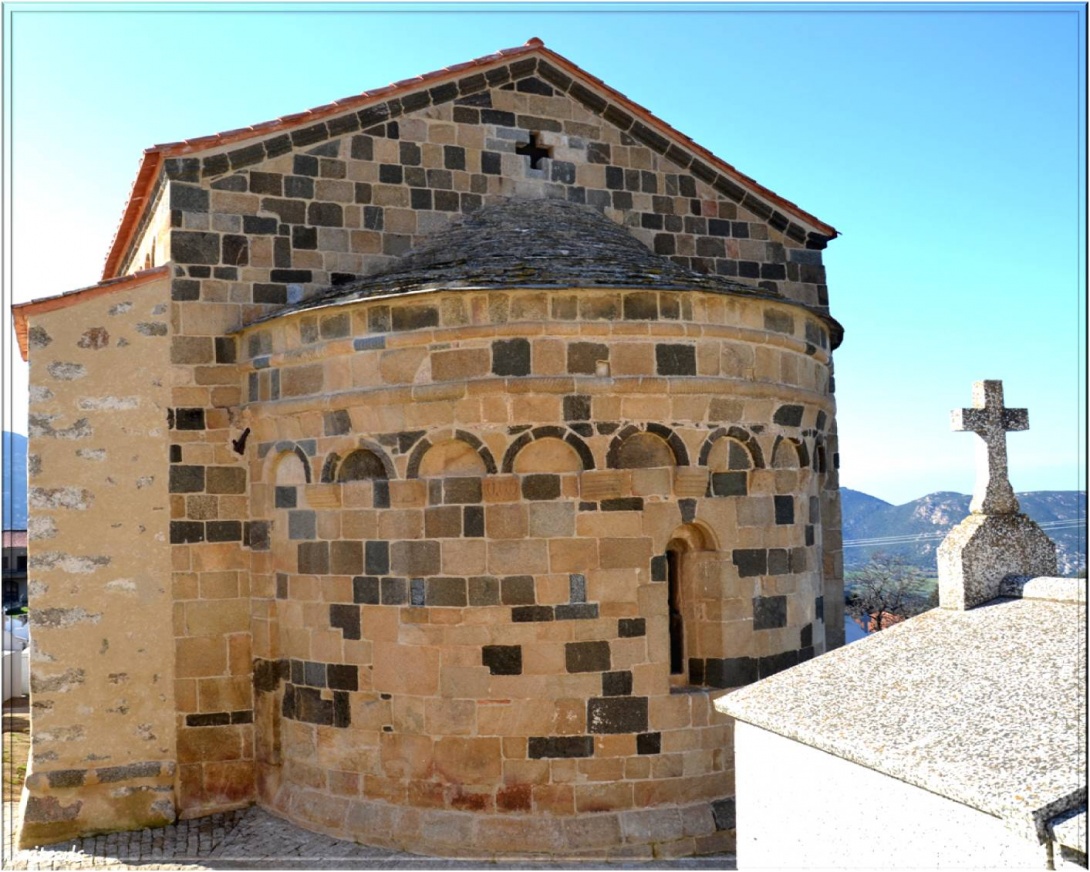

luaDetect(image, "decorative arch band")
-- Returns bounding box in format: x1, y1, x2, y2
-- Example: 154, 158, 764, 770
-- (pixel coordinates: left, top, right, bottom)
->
500, 426, 596, 473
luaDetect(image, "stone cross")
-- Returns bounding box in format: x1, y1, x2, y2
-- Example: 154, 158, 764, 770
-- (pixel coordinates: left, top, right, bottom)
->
516, 132, 552, 169
950, 379, 1027, 515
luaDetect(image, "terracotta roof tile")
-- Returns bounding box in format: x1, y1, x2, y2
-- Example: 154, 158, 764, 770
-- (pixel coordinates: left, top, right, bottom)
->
11, 265, 170, 362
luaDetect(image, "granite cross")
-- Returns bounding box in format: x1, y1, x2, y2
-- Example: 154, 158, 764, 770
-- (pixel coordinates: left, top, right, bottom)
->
950, 380, 1028, 515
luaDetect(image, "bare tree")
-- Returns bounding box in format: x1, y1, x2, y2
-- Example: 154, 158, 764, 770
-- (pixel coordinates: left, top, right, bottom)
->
845, 552, 932, 633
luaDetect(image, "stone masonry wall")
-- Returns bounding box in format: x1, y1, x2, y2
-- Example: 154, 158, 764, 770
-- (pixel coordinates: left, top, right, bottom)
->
231, 286, 835, 857
21, 276, 176, 846
144, 53, 841, 823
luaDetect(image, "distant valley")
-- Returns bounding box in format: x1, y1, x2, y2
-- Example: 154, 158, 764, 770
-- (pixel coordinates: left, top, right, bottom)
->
841, 487, 1087, 576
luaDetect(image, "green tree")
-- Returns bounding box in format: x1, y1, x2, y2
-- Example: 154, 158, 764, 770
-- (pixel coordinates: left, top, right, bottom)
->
845, 552, 932, 633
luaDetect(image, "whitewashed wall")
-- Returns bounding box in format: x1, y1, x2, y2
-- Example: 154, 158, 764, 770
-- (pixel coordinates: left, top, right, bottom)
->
734, 721, 1052, 869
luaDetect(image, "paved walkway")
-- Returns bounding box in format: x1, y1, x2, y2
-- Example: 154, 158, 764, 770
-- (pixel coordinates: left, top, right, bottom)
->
2, 803, 735, 870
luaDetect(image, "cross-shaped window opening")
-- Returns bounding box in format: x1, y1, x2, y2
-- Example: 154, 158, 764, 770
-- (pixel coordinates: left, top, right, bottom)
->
516, 132, 552, 169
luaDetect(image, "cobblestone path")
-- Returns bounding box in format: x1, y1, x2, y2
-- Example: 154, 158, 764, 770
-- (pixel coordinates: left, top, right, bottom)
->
2, 803, 734, 870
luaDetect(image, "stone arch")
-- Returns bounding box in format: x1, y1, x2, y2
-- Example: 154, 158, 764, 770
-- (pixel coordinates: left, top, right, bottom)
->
699, 426, 765, 469
607, 423, 688, 470
501, 426, 595, 474
336, 445, 394, 482
771, 436, 809, 470
270, 445, 311, 485
408, 430, 497, 478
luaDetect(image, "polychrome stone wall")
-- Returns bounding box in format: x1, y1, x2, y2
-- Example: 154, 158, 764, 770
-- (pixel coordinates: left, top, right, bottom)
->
236, 286, 837, 857
21, 275, 175, 846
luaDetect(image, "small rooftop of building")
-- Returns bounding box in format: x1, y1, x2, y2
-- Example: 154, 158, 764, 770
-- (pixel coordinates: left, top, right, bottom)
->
718, 575, 1086, 845
265, 197, 844, 345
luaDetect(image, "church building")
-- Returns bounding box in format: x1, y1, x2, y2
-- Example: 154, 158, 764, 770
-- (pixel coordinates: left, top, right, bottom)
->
13, 39, 844, 857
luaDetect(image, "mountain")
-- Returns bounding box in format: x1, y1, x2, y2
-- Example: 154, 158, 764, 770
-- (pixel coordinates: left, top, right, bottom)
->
3, 431, 28, 531
841, 487, 1086, 577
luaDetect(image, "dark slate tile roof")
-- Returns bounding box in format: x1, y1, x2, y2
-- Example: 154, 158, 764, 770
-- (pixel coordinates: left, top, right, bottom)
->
285, 197, 783, 313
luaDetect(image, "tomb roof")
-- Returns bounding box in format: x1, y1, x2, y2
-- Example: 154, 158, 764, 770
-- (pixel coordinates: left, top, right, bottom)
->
718, 577, 1087, 844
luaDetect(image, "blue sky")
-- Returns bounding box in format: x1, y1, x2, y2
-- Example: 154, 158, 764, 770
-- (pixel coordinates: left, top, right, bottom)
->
2, 2, 1085, 505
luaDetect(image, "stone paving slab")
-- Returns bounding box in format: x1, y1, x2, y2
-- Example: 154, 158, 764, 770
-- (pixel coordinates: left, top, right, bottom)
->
2, 804, 735, 870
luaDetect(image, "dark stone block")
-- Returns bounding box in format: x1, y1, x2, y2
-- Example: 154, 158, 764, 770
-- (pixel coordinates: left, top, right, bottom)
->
637, 732, 662, 755
170, 465, 204, 493
426, 577, 467, 607
170, 445, 183, 463
399, 141, 422, 166
501, 575, 535, 605
587, 697, 648, 734
242, 216, 279, 236
444, 477, 482, 504
297, 542, 329, 575
271, 269, 312, 284
333, 691, 351, 728
443, 145, 466, 170
528, 736, 593, 759
618, 618, 646, 638
550, 160, 576, 184
483, 645, 522, 676
651, 555, 668, 582
774, 495, 795, 525
410, 188, 432, 210
773, 404, 805, 427
739, 261, 760, 279
733, 549, 767, 578
172, 231, 220, 265
308, 202, 343, 227
601, 497, 643, 512
288, 511, 316, 540
303, 660, 326, 687
171, 183, 209, 213
753, 596, 788, 630
391, 540, 440, 576
522, 474, 560, 501
481, 109, 516, 126
330, 603, 361, 640
186, 712, 230, 728
275, 486, 296, 509
567, 341, 609, 374
352, 576, 380, 605
170, 521, 204, 544
292, 226, 318, 250
512, 605, 553, 622
253, 284, 286, 304
703, 656, 757, 688
566, 641, 610, 673
245, 521, 270, 551
712, 798, 736, 831
768, 548, 790, 575
492, 338, 531, 376
381, 576, 408, 605
554, 604, 598, 621
172, 279, 200, 301
327, 663, 359, 691
710, 472, 747, 497
481, 152, 501, 175
464, 505, 485, 538
622, 292, 658, 322
602, 671, 632, 696
759, 649, 799, 678
276, 574, 289, 600
815, 595, 825, 621
373, 480, 390, 508
468, 576, 499, 606
249, 172, 283, 197
253, 658, 284, 694
568, 573, 587, 604
563, 395, 591, 422
656, 344, 696, 376
294, 686, 333, 726
391, 306, 439, 331
206, 521, 242, 542
800, 623, 813, 648
410, 578, 425, 607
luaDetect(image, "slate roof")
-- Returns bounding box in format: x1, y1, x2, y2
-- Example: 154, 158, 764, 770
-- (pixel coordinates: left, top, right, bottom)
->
718, 576, 1087, 846
265, 198, 843, 347
281, 197, 774, 305
102, 38, 837, 280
